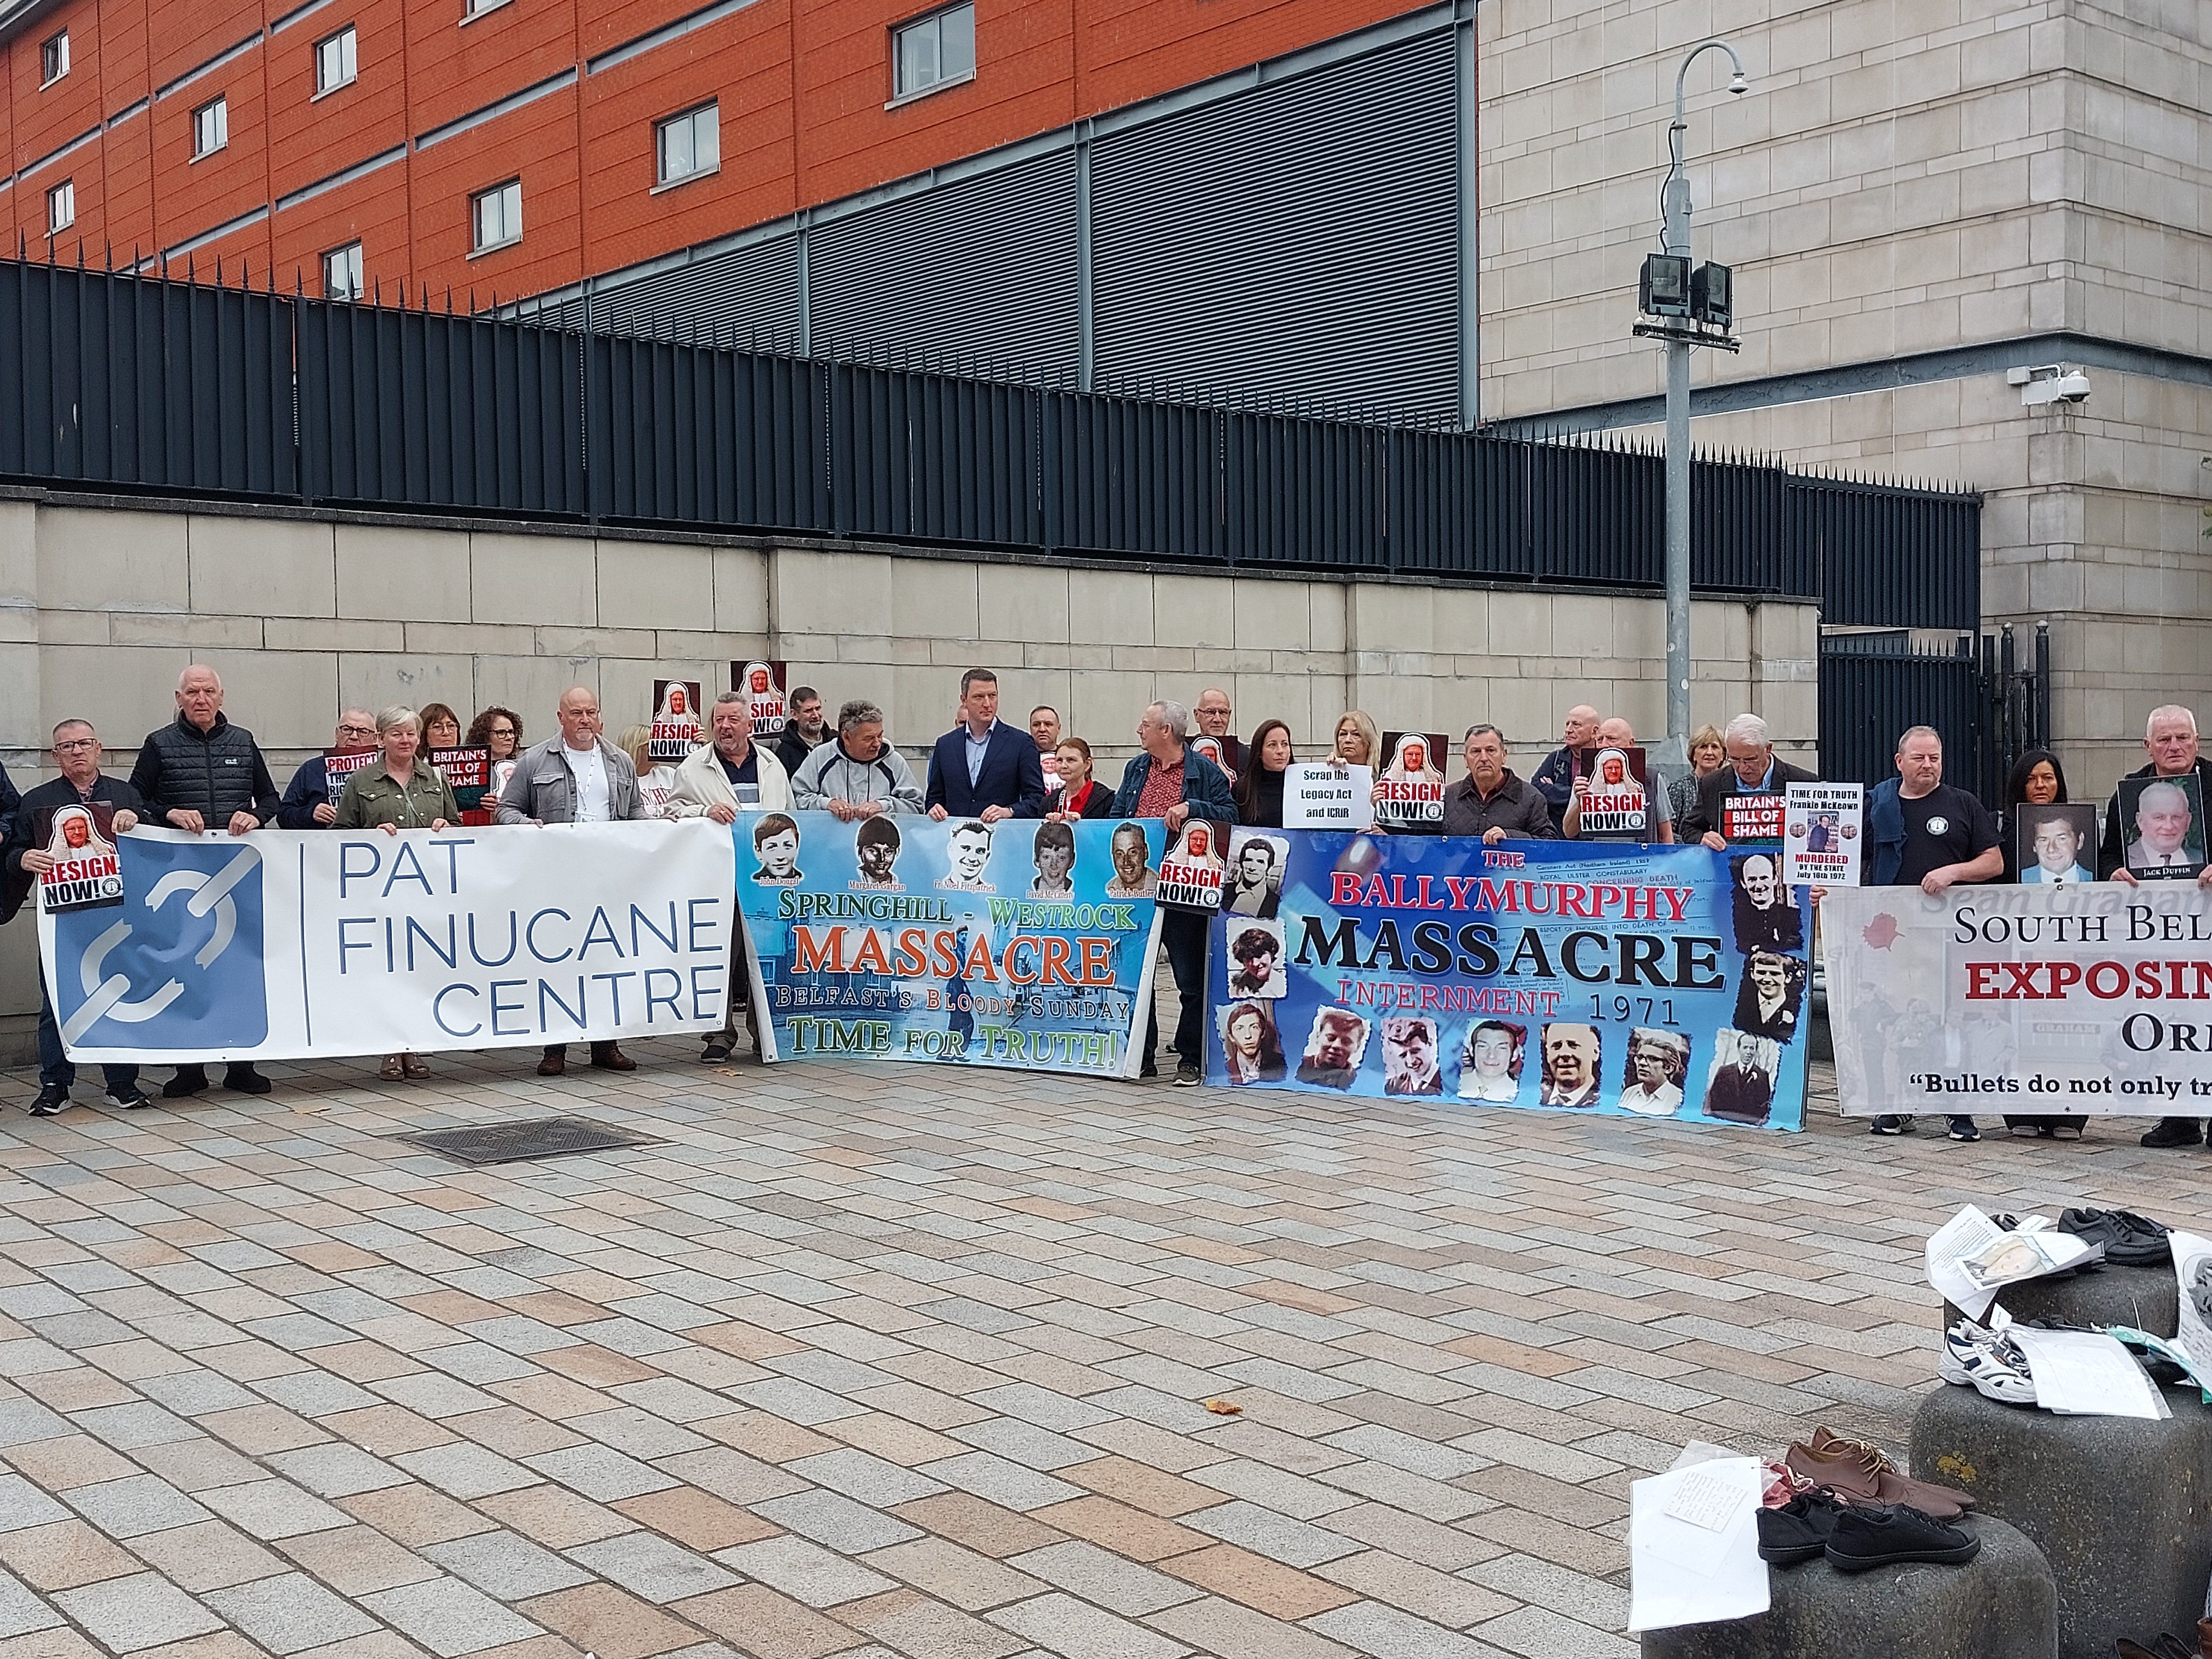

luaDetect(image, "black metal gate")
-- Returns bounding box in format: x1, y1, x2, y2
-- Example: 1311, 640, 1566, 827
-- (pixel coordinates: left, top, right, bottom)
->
1818, 623, 2050, 804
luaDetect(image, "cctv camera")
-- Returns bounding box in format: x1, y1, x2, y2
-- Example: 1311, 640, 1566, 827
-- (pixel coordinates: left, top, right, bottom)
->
2057, 371, 2090, 403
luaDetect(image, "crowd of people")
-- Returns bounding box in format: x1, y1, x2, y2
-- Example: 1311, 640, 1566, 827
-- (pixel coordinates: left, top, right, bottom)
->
2, 664, 2205, 1147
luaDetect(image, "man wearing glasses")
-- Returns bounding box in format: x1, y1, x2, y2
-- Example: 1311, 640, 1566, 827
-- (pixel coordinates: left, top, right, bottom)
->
277, 708, 380, 829
1, 721, 149, 1114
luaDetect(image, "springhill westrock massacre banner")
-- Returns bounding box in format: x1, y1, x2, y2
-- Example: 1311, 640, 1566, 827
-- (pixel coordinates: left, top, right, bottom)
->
1825, 882, 2212, 1115
736, 811, 1164, 1077
1206, 832, 1812, 1130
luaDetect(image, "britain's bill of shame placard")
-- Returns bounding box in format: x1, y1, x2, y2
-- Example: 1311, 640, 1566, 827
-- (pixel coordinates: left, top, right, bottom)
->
1825, 882, 2212, 1114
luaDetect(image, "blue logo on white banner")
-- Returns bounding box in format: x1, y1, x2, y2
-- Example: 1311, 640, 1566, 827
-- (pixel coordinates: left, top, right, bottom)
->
49, 836, 268, 1051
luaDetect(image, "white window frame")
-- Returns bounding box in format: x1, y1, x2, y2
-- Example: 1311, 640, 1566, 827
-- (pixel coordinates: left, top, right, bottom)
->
47, 179, 75, 235
40, 30, 68, 86
653, 102, 720, 189
323, 242, 364, 301
314, 26, 357, 96
889, 1, 974, 104
471, 178, 522, 254
461, 0, 511, 20
192, 95, 229, 160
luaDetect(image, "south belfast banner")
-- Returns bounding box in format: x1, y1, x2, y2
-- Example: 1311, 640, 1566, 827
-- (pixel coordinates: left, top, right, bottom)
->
735, 811, 1163, 1077
1207, 831, 1812, 1130
43, 822, 735, 1063
1825, 883, 2212, 1115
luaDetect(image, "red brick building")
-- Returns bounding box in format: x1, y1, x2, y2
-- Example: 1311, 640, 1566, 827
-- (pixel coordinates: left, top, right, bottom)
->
0, 0, 1431, 304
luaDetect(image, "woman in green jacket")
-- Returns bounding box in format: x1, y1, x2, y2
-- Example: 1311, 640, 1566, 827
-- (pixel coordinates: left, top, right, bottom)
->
335, 705, 460, 1081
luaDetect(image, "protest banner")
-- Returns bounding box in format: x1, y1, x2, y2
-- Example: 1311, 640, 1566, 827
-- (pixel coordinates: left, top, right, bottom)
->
33, 804, 123, 913
1783, 782, 1862, 886
731, 661, 790, 739
42, 821, 735, 1063
1207, 833, 1811, 1128
1825, 882, 2212, 1115
735, 811, 1164, 1077
1571, 744, 1655, 840
322, 747, 377, 788
649, 680, 704, 762
1286, 763, 1374, 831
429, 746, 492, 816
1375, 733, 1447, 830
1157, 819, 1228, 914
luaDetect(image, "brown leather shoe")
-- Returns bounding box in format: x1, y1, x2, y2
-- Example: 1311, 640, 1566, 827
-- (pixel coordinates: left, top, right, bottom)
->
2198, 1615, 2211, 1659
1784, 1427, 1973, 1519
590, 1043, 635, 1073
537, 1050, 566, 1077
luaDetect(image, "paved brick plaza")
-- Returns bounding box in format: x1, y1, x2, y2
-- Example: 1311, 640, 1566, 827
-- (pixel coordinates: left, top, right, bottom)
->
0, 1048, 2197, 1659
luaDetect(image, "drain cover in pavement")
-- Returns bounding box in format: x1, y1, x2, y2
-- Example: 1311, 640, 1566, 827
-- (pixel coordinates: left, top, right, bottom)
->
397, 1117, 661, 1166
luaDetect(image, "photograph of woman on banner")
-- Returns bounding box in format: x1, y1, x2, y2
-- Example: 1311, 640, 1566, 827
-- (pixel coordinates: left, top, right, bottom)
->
1538, 1024, 1603, 1107
1105, 822, 1158, 898
1732, 949, 1807, 1043
1226, 923, 1285, 998
752, 813, 803, 885
1028, 820, 1077, 898
1730, 853, 1802, 954
1457, 1020, 1526, 1103
1220, 1001, 1287, 1085
854, 816, 905, 890
1225, 832, 1286, 918
1618, 1028, 1690, 1117
1296, 1007, 1369, 1088
1381, 1016, 1443, 1095
1704, 1029, 1782, 1126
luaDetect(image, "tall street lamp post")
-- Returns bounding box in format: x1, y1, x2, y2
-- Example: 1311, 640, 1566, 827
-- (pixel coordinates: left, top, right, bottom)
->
1637, 40, 1747, 767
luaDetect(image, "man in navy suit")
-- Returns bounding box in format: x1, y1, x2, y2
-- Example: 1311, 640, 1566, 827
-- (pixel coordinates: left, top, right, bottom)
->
926, 669, 1046, 823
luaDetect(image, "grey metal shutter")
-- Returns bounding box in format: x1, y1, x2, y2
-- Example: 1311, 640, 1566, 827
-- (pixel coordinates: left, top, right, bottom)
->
1090, 31, 1460, 419
547, 231, 805, 348
808, 149, 1079, 377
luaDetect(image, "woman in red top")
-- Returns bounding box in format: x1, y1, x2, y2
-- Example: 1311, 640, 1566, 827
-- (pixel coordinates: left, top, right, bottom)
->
1042, 738, 1115, 819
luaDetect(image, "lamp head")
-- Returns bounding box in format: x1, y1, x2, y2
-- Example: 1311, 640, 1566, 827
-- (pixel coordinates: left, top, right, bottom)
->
1727, 70, 1747, 94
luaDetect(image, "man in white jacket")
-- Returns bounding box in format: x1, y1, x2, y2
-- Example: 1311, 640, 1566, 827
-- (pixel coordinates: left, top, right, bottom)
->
670, 692, 793, 1062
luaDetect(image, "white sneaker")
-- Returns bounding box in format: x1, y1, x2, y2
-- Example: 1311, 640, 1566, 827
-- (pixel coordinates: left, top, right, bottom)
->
1938, 1318, 2037, 1405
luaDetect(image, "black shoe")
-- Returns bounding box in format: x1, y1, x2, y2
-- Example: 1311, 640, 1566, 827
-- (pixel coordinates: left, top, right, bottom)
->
2055, 1206, 2172, 1266
1139, 1060, 1158, 1079
162, 1066, 209, 1099
701, 1039, 734, 1063
223, 1064, 273, 1096
2141, 1117, 2204, 1149
1871, 1114, 1913, 1136
1947, 1117, 1980, 1142
29, 1086, 68, 1117
103, 1084, 150, 1110
1174, 1062, 1200, 1087
1756, 1492, 1842, 1566
1825, 1503, 1980, 1573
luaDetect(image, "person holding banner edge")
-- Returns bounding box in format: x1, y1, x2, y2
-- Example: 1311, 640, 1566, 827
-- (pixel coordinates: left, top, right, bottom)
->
1865, 725, 2003, 1142
1440, 725, 1555, 841
670, 691, 791, 1063
130, 664, 282, 1100
3, 720, 147, 1115
2100, 705, 2212, 1149
495, 686, 649, 1078
791, 701, 924, 818
1113, 699, 1234, 1085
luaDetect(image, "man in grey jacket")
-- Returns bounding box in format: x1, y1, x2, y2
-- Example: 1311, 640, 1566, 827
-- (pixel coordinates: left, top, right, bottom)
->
790, 700, 924, 818
496, 686, 649, 1077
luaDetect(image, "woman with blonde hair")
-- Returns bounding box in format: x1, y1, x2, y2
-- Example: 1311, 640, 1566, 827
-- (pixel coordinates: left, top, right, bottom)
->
1670, 722, 1725, 841
1333, 710, 1380, 768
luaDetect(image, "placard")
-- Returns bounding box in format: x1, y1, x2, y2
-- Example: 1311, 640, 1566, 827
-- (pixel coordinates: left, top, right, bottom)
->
1826, 882, 2212, 1113
1157, 819, 1229, 914
1189, 737, 1236, 789
1573, 744, 1653, 840
1783, 782, 1862, 886
731, 660, 790, 739
429, 746, 492, 816
1375, 732, 1447, 830
33, 803, 123, 913
1719, 792, 1784, 844
322, 748, 377, 786
1285, 763, 1373, 831
2015, 803, 2097, 886
2114, 774, 2207, 880
649, 679, 704, 762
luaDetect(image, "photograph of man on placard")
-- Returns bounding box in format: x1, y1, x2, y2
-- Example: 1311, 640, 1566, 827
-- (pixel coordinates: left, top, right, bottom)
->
1224, 830, 1287, 919
1296, 1008, 1369, 1089
1537, 1023, 1602, 1107
2118, 774, 2208, 879
1457, 1020, 1526, 1103
1381, 1016, 1442, 1095
2016, 803, 2098, 886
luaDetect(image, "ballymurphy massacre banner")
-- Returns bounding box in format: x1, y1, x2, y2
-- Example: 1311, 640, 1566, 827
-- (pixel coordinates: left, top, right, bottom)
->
735, 811, 1164, 1077
43, 822, 736, 1063
1207, 830, 1813, 1129
1825, 883, 2212, 1115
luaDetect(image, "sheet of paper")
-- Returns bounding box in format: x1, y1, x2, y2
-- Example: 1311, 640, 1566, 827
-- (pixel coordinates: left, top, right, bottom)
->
1284, 763, 1374, 831
1958, 1228, 2094, 1293
2006, 1326, 2168, 1418
1927, 1205, 2005, 1319
1663, 1469, 1748, 1532
1628, 1457, 1769, 1632
2170, 1229, 2212, 1380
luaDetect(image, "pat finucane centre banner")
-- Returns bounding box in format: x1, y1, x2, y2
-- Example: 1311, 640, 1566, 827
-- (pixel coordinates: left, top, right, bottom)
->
1825, 883, 2212, 1115
1206, 831, 1814, 1130
735, 811, 1165, 1078
43, 822, 736, 1063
